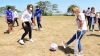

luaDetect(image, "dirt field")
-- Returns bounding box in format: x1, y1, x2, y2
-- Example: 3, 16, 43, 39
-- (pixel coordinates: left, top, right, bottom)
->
0, 16, 100, 56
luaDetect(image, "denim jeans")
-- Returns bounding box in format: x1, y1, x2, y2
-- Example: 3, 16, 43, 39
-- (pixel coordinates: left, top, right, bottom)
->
66, 30, 87, 52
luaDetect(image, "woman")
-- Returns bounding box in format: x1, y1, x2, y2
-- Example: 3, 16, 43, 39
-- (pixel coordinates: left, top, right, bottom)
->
4, 7, 13, 34
62, 7, 87, 55
89, 7, 96, 31
18, 4, 34, 45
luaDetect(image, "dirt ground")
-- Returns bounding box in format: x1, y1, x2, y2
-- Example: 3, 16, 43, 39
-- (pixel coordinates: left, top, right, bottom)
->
0, 16, 100, 56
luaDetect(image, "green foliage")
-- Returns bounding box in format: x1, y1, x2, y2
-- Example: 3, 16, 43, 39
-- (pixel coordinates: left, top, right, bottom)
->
0, 5, 21, 14
67, 5, 79, 16
36, 1, 58, 16
67, 5, 78, 12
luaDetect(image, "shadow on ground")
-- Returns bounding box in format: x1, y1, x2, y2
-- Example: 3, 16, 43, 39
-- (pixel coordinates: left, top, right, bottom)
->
58, 46, 74, 54
87, 34, 100, 37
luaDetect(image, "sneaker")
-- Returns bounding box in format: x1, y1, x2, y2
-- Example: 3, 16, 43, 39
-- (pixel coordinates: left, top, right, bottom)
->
19, 39, 24, 45
62, 41, 67, 49
40, 28, 43, 31
29, 39, 33, 42
9, 32, 12, 34
78, 51, 84, 56
4, 31, 9, 34
74, 53, 79, 56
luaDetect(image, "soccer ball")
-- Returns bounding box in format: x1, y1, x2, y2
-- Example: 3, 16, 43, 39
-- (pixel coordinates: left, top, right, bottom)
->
50, 43, 58, 51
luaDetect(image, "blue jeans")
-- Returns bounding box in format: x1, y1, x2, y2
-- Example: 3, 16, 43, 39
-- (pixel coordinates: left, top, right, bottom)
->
66, 30, 87, 52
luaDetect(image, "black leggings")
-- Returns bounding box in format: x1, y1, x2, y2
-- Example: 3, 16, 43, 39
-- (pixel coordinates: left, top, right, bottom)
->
21, 22, 32, 40
98, 19, 100, 26
13, 18, 19, 26
86, 16, 90, 26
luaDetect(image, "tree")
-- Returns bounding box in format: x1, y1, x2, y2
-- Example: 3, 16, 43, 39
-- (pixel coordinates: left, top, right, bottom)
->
36, 1, 58, 16
0, 5, 21, 14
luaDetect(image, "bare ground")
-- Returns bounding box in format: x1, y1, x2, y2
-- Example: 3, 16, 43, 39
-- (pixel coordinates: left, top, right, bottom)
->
0, 16, 100, 56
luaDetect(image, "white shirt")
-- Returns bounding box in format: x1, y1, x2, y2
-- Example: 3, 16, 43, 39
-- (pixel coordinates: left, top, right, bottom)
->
77, 13, 87, 30
90, 12, 95, 17
21, 10, 32, 22
13, 11, 19, 18
86, 9, 91, 16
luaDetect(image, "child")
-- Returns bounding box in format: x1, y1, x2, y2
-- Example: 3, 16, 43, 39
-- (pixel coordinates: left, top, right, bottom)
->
62, 7, 87, 55
18, 4, 34, 45
4, 7, 14, 34
35, 6, 43, 31
89, 7, 96, 31
13, 7, 19, 27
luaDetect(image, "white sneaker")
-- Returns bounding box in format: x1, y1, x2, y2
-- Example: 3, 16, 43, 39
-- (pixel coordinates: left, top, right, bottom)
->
62, 41, 67, 49
19, 39, 24, 45
40, 28, 43, 31
29, 39, 33, 42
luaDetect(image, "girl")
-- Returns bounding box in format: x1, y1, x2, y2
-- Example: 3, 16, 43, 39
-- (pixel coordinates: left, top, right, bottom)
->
35, 6, 43, 31
4, 7, 13, 34
62, 7, 87, 55
89, 7, 96, 31
18, 4, 34, 45
13, 8, 19, 27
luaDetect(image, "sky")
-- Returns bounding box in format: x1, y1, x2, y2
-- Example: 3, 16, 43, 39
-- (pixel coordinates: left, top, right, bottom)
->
0, 0, 100, 13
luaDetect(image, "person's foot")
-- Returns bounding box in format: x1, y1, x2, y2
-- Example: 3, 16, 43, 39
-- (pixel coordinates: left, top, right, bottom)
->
29, 39, 33, 42
98, 31, 100, 32
74, 53, 79, 56
40, 28, 43, 31
62, 41, 68, 49
19, 39, 24, 45
32, 26, 37, 30
4, 30, 11, 34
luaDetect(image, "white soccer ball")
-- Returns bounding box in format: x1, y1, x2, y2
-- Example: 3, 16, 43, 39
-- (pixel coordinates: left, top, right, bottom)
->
50, 43, 58, 51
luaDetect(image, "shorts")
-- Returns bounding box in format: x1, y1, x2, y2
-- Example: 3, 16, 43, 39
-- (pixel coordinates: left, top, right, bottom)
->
7, 19, 13, 24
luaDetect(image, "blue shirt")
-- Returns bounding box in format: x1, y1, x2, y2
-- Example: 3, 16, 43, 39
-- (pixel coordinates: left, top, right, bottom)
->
35, 9, 42, 17
5, 10, 13, 20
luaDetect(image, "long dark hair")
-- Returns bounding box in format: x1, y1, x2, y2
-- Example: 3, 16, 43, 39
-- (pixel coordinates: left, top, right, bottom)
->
27, 4, 33, 12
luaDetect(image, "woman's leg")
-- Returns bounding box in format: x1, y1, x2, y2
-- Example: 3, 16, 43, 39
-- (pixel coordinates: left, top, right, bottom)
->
28, 24, 32, 39
16, 18, 19, 26
78, 30, 86, 52
37, 17, 42, 29
89, 18, 92, 31
66, 31, 81, 46
21, 23, 28, 40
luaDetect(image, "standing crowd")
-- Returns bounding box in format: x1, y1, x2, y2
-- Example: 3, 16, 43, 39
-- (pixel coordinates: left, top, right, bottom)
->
85, 7, 100, 32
